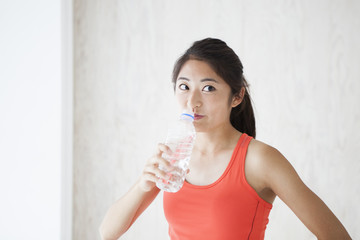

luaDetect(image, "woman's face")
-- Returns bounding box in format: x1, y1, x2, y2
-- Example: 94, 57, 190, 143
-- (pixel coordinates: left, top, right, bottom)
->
175, 59, 241, 132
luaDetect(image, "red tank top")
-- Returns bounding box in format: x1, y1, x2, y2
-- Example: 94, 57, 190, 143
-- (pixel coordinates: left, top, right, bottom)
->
163, 133, 272, 240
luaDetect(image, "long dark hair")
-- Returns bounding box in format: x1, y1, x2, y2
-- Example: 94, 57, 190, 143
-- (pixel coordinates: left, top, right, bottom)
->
172, 38, 256, 138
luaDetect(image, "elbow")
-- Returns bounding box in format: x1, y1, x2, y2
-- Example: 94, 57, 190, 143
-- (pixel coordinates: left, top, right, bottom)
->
317, 229, 352, 240
99, 223, 124, 240
318, 235, 352, 240
98, 226, 112, 240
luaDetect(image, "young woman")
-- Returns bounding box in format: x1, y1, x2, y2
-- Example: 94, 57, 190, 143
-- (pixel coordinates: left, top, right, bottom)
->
99, 38, 351, 240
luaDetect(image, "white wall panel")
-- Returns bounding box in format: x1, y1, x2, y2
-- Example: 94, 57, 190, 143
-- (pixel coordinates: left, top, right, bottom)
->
0, 0, 62, 239
74, 1, 360, 239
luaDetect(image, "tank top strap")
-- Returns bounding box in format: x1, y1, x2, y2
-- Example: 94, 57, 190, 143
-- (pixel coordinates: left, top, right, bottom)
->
228, 133, 253, 184
239, 133, 253, 177
232, 133, 271, 207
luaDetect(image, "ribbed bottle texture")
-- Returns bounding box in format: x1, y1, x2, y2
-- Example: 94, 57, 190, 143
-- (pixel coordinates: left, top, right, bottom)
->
156, 113, 196, 193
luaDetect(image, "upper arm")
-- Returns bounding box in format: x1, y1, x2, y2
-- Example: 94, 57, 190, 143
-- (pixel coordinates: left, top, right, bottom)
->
255, 144, 350, 239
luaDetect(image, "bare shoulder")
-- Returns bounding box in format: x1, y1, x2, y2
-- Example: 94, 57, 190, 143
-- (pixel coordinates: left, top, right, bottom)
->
246, 138, 295, 191
246, 138, 284, 168
246, 137, 306, 199
247, 138, 274, 155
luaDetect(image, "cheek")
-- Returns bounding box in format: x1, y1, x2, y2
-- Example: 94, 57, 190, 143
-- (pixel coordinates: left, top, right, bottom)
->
209, 96, 233, 116
175, 94, 187, 106
209, 94, 231, 108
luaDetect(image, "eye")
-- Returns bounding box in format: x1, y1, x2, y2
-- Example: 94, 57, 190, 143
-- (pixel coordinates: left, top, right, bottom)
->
202, 85, 216, 92
178, 83, 189, 91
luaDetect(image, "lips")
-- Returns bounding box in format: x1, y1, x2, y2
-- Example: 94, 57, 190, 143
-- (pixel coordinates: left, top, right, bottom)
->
194, 114, 204, 120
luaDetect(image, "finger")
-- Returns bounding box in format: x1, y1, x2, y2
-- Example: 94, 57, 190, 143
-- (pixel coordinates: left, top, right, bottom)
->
157, 156, 172, 169
147, 155, 171, 170
147, 155, 158, 165
157, 143, 173, 156
143, 172, 160, 183
144, 164, 168, 179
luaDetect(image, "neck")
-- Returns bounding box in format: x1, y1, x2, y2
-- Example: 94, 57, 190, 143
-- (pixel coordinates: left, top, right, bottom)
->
193, 124, 241, 156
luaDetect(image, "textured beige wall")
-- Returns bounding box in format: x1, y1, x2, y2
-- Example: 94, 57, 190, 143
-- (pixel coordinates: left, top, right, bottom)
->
73, 1, 360, 239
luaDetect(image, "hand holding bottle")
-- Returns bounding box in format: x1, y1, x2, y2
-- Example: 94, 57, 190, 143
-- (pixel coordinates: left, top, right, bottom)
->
138, 143, 173, 192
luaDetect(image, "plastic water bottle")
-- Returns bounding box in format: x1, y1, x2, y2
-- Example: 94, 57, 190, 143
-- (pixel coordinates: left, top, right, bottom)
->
156, 113, 196, 193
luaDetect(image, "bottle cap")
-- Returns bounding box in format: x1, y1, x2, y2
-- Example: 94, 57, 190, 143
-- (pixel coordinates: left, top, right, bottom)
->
180, 113, 194, 121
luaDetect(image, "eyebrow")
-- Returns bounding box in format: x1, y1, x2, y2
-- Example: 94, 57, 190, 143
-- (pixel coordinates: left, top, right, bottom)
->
177, 77, 219, 83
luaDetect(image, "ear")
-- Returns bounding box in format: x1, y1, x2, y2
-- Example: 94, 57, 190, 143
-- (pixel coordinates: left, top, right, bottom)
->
231, 87, 245, 108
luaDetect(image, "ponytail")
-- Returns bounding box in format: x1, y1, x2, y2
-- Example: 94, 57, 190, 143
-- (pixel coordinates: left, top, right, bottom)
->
230, 76, 256, 138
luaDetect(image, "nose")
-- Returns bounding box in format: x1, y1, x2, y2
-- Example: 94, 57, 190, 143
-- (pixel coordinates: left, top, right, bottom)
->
187, 90, 202, 112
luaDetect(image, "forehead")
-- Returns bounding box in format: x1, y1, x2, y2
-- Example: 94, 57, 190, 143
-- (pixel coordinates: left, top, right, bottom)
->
178, 60, 223, 82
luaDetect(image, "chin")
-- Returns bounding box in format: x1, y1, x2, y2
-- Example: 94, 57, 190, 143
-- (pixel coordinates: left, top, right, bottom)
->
193, 125, 208, 133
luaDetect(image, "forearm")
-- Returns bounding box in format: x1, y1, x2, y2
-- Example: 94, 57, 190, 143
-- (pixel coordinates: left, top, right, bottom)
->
99, 144, 169, 239
295, 189, 351, 240
314, 206, 352, 240
99, 180, 159, 240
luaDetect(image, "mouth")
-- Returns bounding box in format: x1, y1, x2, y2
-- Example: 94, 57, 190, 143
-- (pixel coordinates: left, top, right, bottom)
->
194, 114, 204, 120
